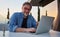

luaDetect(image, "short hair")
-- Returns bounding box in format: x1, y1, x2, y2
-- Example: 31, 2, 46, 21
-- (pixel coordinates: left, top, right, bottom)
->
23, 2, 32, 9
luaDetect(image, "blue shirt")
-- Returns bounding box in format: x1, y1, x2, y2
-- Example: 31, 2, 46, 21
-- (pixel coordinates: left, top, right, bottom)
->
9, 12, 37, 32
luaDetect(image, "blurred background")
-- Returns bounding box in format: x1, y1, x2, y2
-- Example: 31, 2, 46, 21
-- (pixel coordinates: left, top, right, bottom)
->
0, 0, 60, 31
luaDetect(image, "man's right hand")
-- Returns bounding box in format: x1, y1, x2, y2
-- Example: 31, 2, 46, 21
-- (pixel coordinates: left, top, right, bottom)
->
25, 28, 36, 33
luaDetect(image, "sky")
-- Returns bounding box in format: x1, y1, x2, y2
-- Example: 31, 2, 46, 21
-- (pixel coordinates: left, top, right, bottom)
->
0, 0, 38, 23
0, 0, 57, 23
0, 0, 28, 17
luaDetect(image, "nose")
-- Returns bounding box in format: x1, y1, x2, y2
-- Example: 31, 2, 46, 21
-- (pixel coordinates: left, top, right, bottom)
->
25, 9, 30, 13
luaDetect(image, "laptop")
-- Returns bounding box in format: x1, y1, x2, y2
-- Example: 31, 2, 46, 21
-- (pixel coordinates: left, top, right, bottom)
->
28, 15, 54, 35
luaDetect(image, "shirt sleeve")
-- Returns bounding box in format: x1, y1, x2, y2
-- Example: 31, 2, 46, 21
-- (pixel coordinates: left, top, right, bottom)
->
9, 13, 18, 32
31, 16, 37, 29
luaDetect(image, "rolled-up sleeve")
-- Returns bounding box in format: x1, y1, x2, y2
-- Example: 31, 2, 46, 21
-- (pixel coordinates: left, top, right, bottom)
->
9, 13, 18, 32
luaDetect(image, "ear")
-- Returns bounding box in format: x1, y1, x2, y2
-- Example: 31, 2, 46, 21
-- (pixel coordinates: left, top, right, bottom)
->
22, 6, 23, 10
21, 6, 24, 12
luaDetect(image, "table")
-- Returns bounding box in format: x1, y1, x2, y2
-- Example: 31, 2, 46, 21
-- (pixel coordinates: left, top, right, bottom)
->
0, 30, 60, 37
0, 31, 9, 37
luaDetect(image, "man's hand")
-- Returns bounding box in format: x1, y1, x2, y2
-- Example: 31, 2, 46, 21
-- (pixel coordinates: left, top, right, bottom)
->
25, 28, 36, 33
16, 28, 36, 33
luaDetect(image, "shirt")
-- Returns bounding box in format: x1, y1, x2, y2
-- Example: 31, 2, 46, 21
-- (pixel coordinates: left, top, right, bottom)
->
9, 12, 37, 32
21, 16, 28, 28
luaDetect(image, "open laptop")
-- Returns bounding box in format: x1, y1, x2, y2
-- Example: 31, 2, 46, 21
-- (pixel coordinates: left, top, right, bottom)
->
29, 15, 54, 35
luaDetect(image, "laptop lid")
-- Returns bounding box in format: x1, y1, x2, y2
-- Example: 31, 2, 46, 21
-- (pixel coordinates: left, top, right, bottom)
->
35, 15, 54, 34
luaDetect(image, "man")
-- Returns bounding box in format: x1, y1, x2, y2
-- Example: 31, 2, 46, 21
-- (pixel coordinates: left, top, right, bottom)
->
9, 2, 37, 33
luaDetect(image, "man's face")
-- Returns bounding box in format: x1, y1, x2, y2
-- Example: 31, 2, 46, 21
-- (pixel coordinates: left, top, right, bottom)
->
22, 5, 31, 16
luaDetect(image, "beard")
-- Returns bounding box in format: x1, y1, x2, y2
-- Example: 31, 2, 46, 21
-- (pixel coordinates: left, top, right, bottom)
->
24, 13, 28, 17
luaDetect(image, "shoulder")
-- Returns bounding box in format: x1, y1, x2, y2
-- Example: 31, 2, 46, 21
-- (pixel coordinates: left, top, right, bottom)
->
13, 12, 22, 15
13, 12, 23, 16
29, 15, 36, 21
29, 15, 33, 18
28, 15, 34, 19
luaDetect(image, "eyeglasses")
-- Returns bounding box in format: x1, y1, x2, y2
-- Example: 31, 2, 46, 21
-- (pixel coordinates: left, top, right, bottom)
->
24, 7, 31, 11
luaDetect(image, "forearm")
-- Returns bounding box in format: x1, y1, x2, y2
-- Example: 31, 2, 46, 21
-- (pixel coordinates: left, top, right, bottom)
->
15, 28, 36, 32
16, 28, 26, 32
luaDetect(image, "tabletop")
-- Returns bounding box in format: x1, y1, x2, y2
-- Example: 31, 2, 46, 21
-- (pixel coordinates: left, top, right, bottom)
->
0, 30, 60, 37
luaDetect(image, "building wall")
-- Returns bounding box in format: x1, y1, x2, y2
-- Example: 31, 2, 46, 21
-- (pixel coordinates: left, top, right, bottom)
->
40, 0, 58, 29
55, 0, 60, 31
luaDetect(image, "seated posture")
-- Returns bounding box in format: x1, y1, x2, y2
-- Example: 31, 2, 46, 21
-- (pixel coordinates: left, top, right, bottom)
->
9, 2, 37, 33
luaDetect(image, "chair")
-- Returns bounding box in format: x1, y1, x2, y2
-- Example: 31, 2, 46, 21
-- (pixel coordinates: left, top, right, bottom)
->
0, 23, 9, 31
